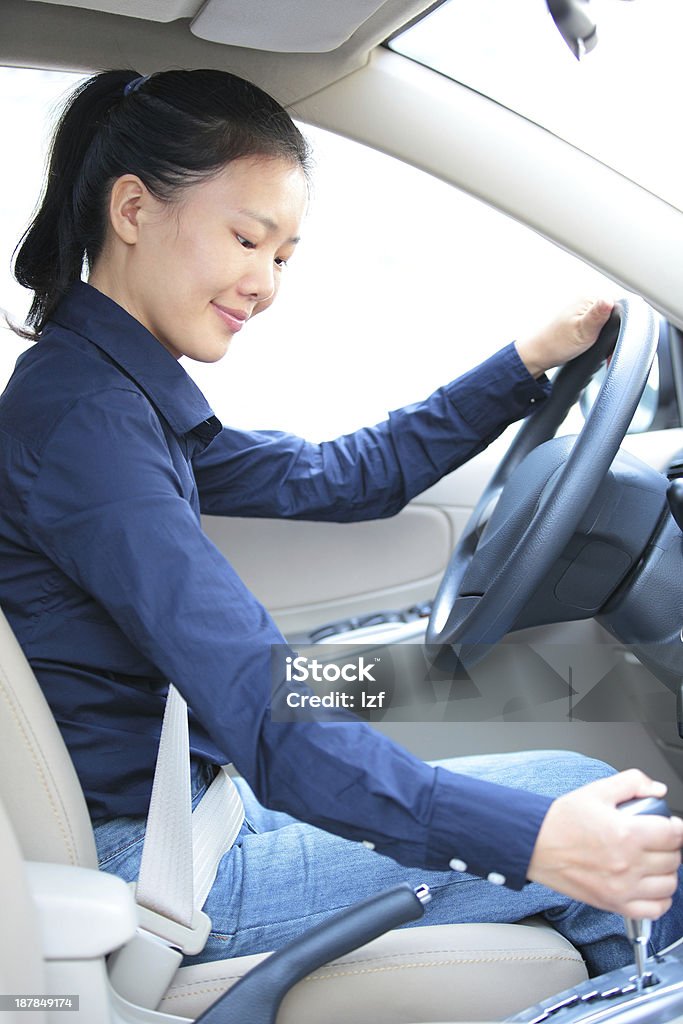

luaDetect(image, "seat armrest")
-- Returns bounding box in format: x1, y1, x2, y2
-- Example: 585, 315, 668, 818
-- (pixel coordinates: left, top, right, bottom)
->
25, 862, 137, 960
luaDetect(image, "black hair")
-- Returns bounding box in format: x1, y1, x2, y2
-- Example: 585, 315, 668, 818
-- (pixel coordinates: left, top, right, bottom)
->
12, 69, 312, 336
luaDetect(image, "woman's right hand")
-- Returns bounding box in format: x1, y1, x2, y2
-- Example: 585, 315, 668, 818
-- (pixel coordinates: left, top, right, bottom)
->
527, 769, 683, 919
515, 297, 613, 378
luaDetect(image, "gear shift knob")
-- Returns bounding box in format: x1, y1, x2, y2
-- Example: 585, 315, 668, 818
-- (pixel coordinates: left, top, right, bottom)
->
617, 795, 671, 989
617, 796, 670, 818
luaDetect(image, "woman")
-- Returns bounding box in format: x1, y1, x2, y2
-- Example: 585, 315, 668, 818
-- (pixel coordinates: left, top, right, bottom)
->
1, 68, 681, 976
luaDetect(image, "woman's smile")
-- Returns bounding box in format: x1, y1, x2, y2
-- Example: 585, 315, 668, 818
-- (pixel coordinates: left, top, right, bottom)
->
212, 302, 250, 333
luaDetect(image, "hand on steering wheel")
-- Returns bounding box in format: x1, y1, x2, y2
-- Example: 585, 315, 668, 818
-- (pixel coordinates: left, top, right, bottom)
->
426, 297, 659, 655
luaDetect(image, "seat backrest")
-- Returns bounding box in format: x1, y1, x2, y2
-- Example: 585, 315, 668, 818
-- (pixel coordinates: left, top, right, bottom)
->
0, 608, 98, 868
0, 794, 47, 1024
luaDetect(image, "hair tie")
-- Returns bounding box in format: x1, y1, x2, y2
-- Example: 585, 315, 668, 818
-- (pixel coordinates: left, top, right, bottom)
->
124, 74, 150, 97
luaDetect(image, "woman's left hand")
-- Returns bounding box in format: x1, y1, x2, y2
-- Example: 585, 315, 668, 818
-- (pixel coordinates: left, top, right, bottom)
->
515, 297, 614, 379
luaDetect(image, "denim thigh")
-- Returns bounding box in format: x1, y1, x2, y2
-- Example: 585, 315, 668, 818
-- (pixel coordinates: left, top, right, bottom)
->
93, 750, 683, 978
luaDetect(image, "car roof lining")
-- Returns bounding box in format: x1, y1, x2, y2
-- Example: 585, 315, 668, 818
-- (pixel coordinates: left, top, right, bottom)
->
31, 0, 403, 54
30, 0, 201, 23
4, 0, 438, 104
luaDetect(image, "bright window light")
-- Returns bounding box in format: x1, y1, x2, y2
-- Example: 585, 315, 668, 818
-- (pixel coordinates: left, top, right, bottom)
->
392, 0, 683, 212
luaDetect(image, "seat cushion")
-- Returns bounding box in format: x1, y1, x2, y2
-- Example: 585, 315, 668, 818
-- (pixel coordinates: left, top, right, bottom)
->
158, 921, 587, 1022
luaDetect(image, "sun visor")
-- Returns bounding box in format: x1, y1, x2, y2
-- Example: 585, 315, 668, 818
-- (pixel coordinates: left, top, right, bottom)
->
190, 0, 390, 52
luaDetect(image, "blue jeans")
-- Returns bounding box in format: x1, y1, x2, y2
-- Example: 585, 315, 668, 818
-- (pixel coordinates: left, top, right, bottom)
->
93, 750, 683, 977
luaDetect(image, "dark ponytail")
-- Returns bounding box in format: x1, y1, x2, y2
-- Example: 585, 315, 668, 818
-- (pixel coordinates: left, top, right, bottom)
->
13, 69, 311, 336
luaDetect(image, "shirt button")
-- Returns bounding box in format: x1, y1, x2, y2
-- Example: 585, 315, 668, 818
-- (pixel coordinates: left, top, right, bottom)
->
487, 871, 506, 885
449, 858, 468, 872
361, 840, 375, 850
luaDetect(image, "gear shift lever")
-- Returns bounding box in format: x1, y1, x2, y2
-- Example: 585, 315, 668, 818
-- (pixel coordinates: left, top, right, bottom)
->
505, 795, 681, 1022
618, 795, 671, 989
623, 916, 651, 988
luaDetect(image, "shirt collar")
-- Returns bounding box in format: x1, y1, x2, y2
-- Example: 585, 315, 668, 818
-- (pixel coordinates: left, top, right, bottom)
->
49, 281, 222, 442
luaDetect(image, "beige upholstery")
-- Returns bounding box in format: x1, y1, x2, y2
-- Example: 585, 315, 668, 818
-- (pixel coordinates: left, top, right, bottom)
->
0, 610, 97, 869
0, 606, 588, 1022
0, 796, 47, 1024
162, 922, 585, 1022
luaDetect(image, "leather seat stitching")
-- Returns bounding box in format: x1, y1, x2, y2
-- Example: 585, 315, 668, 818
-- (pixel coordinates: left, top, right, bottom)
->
300, 947, 584, 967
163, 952, 582, 1000
297, 953, 583, 984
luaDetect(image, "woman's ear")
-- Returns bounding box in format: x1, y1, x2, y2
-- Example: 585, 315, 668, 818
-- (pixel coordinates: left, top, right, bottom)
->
107, 175, 148, 245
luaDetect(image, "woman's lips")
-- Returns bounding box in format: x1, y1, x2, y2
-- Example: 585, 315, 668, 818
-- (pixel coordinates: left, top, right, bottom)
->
212, 303, 249, 333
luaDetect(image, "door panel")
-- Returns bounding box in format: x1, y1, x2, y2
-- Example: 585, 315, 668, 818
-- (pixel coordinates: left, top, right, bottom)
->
202, 503, 459, 636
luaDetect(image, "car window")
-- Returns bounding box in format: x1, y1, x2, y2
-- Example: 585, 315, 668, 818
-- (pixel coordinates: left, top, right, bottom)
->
1, 65, 614, 441
0, 68, 85, 384
391, 0, 683, 213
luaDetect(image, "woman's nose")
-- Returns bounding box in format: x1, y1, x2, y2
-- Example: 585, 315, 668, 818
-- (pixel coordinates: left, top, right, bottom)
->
239, 258, 276, 303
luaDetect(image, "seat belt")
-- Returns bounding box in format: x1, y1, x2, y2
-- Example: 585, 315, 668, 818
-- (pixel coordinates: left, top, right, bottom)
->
108, 684, 245, 1009
136, 682, 195, 928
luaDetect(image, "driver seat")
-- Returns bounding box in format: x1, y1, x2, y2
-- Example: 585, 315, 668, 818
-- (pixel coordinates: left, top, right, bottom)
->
0, 605, 588, 1022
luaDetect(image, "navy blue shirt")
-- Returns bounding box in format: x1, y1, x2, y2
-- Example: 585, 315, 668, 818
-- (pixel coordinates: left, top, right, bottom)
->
0, 281, 553, 888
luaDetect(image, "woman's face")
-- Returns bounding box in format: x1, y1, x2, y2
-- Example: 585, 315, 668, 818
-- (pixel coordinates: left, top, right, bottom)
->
96, 156, 308, 362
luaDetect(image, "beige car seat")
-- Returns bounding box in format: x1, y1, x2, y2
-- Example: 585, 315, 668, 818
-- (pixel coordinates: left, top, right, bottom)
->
0, 606, 587, 1023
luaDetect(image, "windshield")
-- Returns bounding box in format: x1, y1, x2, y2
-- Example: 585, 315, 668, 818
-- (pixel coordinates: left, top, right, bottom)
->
391, 0, 683, 212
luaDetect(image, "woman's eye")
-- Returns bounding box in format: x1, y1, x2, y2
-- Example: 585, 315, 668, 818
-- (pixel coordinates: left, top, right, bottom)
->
236, 234, 255, 249
274, 256, 289, 269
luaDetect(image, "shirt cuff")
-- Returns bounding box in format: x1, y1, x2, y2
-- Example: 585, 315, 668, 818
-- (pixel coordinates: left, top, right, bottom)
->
427, 765, 553, 890
443, 343, 551, 440
508, 342, 552, 399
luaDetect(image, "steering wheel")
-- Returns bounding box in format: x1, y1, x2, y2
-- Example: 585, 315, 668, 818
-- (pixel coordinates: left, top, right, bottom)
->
425, 296, 659, 652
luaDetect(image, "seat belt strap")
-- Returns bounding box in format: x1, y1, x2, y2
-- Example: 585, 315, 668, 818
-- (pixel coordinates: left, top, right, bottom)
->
136, 683, 195, 926
135, 684, 245, 943
109, 685, 246, 1006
